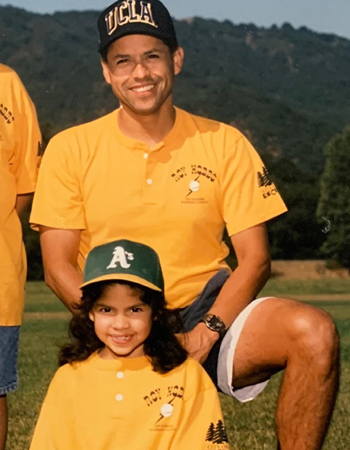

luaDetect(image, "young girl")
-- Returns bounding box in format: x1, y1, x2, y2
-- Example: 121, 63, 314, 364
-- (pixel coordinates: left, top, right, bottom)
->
29, 239, 230, 450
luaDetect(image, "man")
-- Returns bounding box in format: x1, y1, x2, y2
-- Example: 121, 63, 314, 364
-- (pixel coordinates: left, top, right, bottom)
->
0, 63, 41, 450
30, 1, 339, 449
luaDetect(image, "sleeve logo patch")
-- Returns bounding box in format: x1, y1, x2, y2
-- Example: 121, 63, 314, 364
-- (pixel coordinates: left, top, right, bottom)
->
257, 166, 279, 198
205, 419, 230, 449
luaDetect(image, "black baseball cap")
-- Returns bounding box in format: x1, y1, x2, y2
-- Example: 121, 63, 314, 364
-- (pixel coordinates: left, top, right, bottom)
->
97, 0, 178, 55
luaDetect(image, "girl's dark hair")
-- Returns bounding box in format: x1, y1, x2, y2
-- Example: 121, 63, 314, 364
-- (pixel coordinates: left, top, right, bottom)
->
59, 281, 187, 374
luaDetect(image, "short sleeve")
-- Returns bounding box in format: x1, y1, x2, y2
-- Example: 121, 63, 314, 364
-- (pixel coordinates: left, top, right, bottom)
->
30, 132, 86, 230
170, 360, 230, 449
220, 134, 287, 236
29, 367, 79, 450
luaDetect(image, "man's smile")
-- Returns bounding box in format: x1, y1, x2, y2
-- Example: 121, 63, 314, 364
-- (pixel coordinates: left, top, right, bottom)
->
131, 84, 155, 93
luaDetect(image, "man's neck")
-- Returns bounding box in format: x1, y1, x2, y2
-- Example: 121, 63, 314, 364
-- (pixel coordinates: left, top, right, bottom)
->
117, 103, 176, 148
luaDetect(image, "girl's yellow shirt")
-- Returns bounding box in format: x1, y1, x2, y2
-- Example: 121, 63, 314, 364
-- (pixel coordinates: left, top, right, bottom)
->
30, 353, 230, 450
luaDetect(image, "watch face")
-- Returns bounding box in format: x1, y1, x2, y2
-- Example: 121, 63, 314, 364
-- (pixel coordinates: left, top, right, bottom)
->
208, 316, 221, 329
206, 314, 225, 333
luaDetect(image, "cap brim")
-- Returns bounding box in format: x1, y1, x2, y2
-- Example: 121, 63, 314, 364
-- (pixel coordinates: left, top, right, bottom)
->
98, 30, 177, 54
80, 273, 162, 292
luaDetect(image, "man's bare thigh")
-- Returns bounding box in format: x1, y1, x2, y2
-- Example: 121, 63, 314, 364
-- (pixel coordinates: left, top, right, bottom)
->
232, 297, 330, 389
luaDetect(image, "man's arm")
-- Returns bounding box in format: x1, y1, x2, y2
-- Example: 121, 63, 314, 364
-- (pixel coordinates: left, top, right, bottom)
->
15, 193, 33, 217
39, 226, 83, 314
179, 223, 271, 363
210, 222, 271, 326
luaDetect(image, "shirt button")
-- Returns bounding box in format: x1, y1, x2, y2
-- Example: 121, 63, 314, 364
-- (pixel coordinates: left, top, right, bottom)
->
146, 178, 153, 185
116, 394, 123, 401
143, 153, 149, 159
116, 372, 124, 379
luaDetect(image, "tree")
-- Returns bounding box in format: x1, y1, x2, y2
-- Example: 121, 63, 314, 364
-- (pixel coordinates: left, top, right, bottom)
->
213, 419, 228, 444
317, 126, 350, 268
205, 423, 215, 441
267, 158, 325, 259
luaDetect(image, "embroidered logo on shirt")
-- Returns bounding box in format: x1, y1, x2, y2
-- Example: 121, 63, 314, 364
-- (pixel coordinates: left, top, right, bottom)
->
107, 246, 134, 269
188, 178, 200, 196
150, 396, 178, 431
0, 103, 14, 124
257, 166, 278, 199
170, 164, 216, 204
205, 420, 230, 449
155, 397, 177, 423
143, 384, 184, 431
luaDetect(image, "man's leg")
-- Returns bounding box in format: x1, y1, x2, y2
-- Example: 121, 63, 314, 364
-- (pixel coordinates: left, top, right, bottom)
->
0, 395, 7, 450
232, 297, 339, 450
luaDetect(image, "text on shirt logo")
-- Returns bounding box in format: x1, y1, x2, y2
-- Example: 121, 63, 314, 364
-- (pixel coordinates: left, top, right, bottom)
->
0, 104, 14, 124
170, 165, 217, 204
257, 166, 279, 198
143, 384, 184, 406
171, 165, 217, 183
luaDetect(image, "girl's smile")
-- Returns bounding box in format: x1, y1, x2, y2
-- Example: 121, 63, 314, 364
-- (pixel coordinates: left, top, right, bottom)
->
89, 283, 152, 360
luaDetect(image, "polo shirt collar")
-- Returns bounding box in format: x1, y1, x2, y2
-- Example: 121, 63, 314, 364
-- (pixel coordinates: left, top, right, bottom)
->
112, 107, 182, 152
87, 351, 151, 371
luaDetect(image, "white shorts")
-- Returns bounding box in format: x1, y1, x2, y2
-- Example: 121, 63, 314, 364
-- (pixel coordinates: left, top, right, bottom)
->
178, 270, 273, 403
218, 297, 271, 402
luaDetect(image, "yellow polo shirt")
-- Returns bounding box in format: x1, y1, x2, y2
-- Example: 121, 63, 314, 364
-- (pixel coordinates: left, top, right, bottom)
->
30, 354, 229, 450
0, 64, 41, 325
30, 107, 286, 308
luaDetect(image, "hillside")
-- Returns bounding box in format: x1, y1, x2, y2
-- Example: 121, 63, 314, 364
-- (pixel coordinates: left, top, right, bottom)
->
2, 5, 350, 272
1, 6, 350, 172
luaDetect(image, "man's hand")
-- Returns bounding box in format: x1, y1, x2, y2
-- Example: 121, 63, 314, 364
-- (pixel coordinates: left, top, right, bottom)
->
176, 322, 220, 363
177, 225, 271, 364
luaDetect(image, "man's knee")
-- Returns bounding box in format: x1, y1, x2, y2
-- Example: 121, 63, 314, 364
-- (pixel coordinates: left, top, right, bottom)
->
285, 301, 340, 371
231, 298, 339, 386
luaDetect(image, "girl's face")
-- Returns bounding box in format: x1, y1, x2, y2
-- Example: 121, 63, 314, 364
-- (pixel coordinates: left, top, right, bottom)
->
89, 283, 153, 360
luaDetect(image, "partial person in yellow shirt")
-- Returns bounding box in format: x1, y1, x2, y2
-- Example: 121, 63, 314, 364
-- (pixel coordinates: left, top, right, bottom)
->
29, 239, 230, 450
0, 63, 41, 450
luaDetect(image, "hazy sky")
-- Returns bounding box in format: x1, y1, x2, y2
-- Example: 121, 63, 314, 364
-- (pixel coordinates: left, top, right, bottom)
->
1, 0, 349, 40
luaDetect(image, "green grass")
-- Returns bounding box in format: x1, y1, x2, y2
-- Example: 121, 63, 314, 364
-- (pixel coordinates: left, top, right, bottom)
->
260, 278, 350, 296
7, 280, 350, 450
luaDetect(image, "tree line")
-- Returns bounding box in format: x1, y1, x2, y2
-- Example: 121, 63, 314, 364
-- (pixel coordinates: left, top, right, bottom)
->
2, 6, 349, 277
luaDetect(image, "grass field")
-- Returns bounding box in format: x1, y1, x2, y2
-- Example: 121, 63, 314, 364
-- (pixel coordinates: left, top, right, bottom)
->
7, 279, 350, 450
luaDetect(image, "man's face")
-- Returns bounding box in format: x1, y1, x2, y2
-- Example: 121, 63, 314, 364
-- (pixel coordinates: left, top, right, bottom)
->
101, 34, 183, 116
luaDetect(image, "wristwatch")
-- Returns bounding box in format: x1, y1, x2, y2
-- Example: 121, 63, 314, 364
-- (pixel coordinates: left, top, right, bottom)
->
200, 313, 226, 338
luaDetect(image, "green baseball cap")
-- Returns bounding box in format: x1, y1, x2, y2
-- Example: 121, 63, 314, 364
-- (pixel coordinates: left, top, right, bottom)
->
81, 239, 164, 292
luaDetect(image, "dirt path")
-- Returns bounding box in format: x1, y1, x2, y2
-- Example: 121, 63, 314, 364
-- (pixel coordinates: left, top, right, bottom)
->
279, 294, 350, 301
24, 311, 71, 320
23, 293, 350, 321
